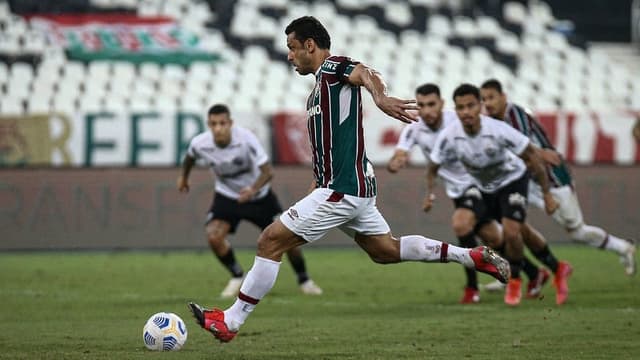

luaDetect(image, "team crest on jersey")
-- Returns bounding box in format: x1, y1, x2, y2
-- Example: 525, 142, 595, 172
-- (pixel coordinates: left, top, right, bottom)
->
484, 146, 498, 158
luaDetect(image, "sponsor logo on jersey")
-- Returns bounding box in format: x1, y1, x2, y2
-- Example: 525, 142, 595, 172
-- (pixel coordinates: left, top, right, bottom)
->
307, 104, 321, 117
287, 208, 299, 221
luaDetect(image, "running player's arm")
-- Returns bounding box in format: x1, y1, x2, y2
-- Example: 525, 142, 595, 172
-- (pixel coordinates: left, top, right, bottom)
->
425, 131, 449, 213
522, 109, 562, 166
388, 123, 415, 173
387, 149, 409, 173
345, 63, 418, 123
238, 162, 274, 203
518, 144, 558, 214
238, 133, 273, 203
177, 154, 196, 193
424, 161, 439, 212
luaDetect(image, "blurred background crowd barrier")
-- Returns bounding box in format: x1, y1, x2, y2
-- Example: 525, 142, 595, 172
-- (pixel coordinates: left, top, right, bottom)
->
2, 166, 638, 250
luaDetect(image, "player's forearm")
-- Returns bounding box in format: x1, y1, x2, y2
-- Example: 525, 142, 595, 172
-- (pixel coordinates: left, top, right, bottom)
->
426, 163, 439, 195
360, 66, 388, 106
251, 164, 274, 191
530, 161, 550, 193
180, 155, 196, 178
523, 149, 551, 193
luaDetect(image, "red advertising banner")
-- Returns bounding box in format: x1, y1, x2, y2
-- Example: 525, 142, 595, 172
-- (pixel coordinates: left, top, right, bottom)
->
272, 110, 640, 165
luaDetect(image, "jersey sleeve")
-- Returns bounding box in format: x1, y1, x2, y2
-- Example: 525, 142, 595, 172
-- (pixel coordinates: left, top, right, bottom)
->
245, 130, 269, 166
395, 124, 416, 152
429, 130, 449, 165
498, 121, 530, 155
334, 57, 360, 82
186, 136, 199, 159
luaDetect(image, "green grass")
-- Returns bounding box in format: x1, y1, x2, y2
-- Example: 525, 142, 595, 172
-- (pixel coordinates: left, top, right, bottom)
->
1, 246, 638, 359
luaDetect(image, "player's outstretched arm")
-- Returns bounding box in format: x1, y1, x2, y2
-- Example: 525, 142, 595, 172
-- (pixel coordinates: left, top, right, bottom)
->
346, 63, 418, 124
177, 154, 196, 193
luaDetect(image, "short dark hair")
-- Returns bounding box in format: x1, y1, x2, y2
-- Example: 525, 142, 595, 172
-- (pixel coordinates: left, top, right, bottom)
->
480, 79, 503, 93
415, 83, 440, 97
208, 103, 230, 117
285, 16, 331, 50
452, 83, 481, 101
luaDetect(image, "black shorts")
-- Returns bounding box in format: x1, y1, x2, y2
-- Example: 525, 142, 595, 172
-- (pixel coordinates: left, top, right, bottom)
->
206, 190, 283, 233
452, 186, 493, 230
481, 173, 529, 223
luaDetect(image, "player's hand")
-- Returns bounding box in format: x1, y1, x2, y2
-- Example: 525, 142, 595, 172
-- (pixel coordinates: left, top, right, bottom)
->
237, 186, 256, 203
387, 157, 405, 173
540, 149, 562, 166
376, 96, 419, 124
422, 193, 436, 213
177, 175, 190, 193
543, 192, 559, 214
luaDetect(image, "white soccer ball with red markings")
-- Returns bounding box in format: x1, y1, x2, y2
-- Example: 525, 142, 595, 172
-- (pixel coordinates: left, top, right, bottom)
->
142, 312, 188, 351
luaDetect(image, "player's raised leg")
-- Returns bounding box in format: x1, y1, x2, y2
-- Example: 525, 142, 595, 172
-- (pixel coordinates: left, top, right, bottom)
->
353, 233, 510, 283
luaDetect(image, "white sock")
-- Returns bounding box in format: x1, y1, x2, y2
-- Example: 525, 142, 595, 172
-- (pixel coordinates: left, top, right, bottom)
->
399, 235, 473, 267
570, 224, 631, 255
602, 234, 633, 254
224, 256, 281, 331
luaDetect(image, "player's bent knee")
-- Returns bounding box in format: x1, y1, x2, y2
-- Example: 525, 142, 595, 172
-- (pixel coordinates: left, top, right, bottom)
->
256, 221, 304, 260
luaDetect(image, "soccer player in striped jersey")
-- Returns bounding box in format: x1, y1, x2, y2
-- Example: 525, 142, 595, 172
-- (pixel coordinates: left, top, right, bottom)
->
480, 79, 636, 276
187, 16, 511, 342
388, 83, 552, 304
178, 104, 323, 298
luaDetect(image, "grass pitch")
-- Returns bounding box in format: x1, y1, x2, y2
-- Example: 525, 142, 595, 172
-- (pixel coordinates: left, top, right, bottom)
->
1, 246, 638, 359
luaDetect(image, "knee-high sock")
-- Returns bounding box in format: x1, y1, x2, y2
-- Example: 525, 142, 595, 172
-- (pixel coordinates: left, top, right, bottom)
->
531, 245, 559, 273
570, 224, 632, 255
216, 248, 244, 278
400, 235, 473, 268
224, 256, 281, 330
521, 256, 540, 281
287, 252, 309, 284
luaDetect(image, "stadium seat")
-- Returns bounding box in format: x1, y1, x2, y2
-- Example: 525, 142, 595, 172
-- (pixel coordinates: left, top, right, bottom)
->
26, 96, 51, 114
0, 0, 636, 117
1, 96, 25, 115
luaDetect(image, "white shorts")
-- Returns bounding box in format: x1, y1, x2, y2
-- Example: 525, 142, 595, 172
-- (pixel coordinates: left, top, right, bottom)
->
279, 188, 391, 242
528, 182, 584, 230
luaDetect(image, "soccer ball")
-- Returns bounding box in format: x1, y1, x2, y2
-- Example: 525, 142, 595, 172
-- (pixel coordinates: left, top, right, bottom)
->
142, 312, 188, 351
